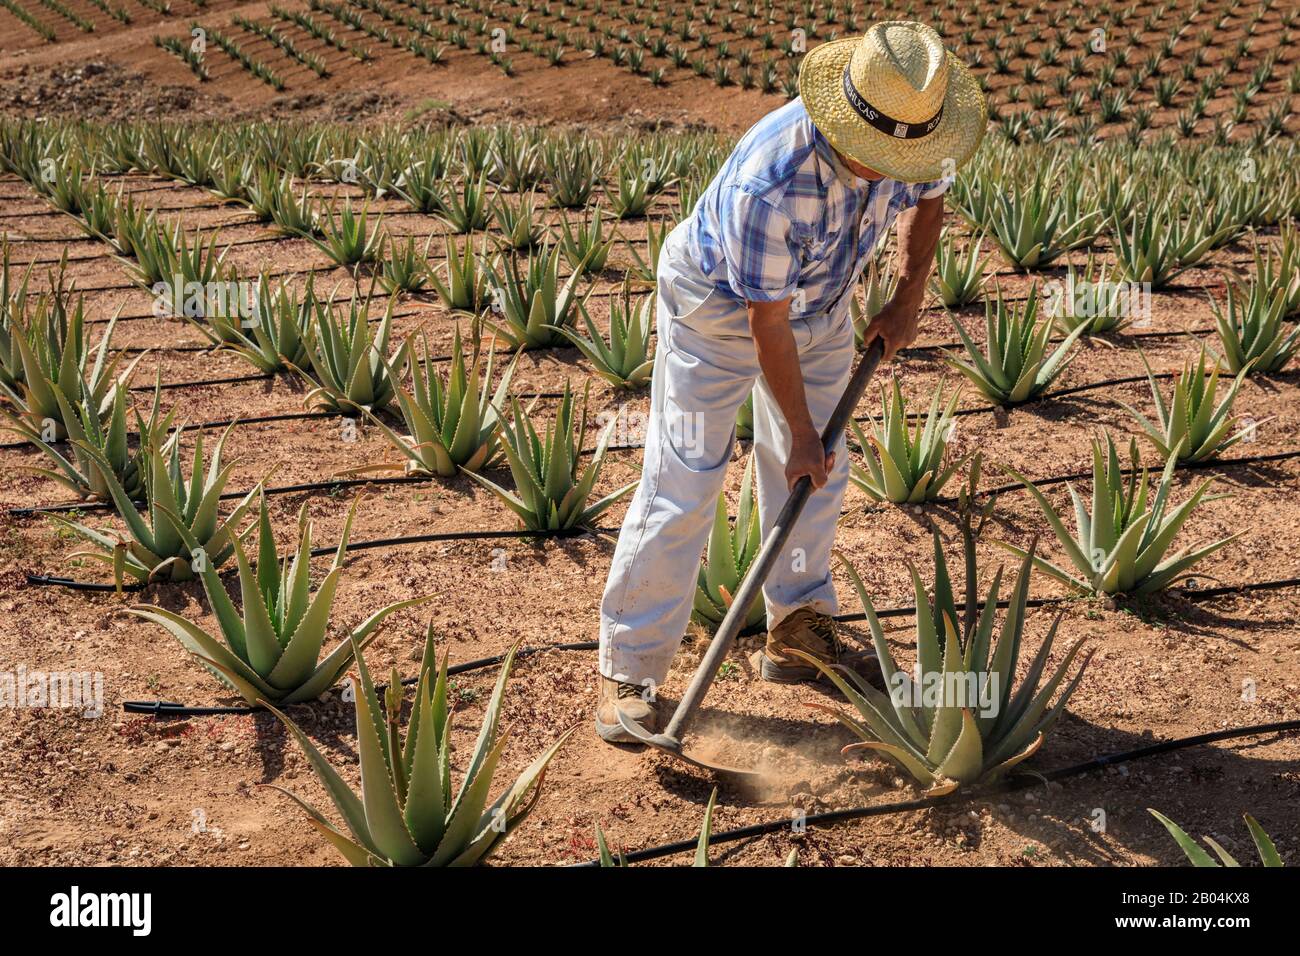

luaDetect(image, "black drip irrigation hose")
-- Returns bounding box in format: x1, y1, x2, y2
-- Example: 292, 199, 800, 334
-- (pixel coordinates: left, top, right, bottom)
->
572, 718, 1300, 867
26, 524, 618, 592
10, 473, 430, 517
0, 410, 335, 451
131, 371, 275, 392
26, 575, 143, 593
902, 324, 1216, 355
121, 639, 603, 717
588, 369, 1215, 455
65, 261, 351, 295
928, 448, 1300, 504
97, 573, 1300, 716
1, 379, 570, 455
307, 524, 597, 558
89, 303, 440, 329
11, 441, 1299, 521
106, 301, 430, 329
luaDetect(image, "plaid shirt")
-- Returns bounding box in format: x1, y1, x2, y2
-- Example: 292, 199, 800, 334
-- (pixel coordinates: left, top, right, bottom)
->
682, 98, 949, 317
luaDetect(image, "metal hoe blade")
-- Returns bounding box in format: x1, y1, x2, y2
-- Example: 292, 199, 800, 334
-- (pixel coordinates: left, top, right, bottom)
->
618, 340, 887, 780
615, 708, 764, 780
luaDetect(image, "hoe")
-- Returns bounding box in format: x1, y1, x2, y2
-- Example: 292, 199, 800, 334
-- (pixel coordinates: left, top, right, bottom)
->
618, 339, 886, 779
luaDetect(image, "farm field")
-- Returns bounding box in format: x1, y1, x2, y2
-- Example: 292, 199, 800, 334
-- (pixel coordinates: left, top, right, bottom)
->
0, 0, 1297, 873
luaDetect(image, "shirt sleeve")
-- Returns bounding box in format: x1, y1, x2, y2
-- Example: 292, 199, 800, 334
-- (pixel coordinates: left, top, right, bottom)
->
717, 184, 800, 302
918, 177, 951, 200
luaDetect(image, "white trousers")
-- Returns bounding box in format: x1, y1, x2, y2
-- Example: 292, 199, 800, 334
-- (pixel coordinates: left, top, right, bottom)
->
598, 239, 854, 687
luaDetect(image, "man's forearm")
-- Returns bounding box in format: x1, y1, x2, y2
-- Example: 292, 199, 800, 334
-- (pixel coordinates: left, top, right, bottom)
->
748, 298, 815, 439
891, 195, 944, 307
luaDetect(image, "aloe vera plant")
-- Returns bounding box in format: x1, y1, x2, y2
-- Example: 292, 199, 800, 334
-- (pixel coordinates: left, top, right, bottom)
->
558, 209, 615, 275
268, 173, 318, 236
1252, 227, 1300, 318
380, 234, 432, 294
626, 218, 669, 284
549, 287, 654, 389
1149, 810, 1283, 867
736, 391, 754, 440
693, 456, 765, 634
1048, 255, 1138, 336
127, 221, 232, 293
482, 243, 593, 350
390, 155, 443, 214
609, 162, 655, 218
110, 192, 157, 257
543, 139, 597, 208
491, 191, 545, 251
463, 382, 636, 531
1111, 201, 1223, 288
294, 292, 410, 414
930, 229, 989, 308
197, 273, 313, 375
1119, 346, 1254, 463
945, 284, 1087, 405
429, 236, 491, 313
850, 258, 898, 349
0, 296, 143, 443
1209, 277, 1300, 374
1000, 431, 1239, 594
52, 424, 261, 591
131, 495, 433, 706
312, 200, 386, 266
798, 529, 1090, 795
348, 326, 516, 478
849, 378, 971, 504
0, 246, 33, 391
985, 171, 1100, 269
265, 630, 574, 866
9, 375, 173, 501
439, 169, 493, 233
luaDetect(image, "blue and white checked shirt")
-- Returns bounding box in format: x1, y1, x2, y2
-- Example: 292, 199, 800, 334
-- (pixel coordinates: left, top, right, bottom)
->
682, 98, 949, 318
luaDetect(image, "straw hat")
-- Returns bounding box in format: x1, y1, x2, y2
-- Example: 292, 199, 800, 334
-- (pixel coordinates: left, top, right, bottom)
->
799, 21, 987, 184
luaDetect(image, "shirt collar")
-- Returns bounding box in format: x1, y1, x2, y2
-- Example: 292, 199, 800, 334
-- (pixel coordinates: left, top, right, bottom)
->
812, 128, 870, 190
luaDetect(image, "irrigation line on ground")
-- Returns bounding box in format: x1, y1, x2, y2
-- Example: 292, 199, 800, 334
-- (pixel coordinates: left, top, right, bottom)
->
26, 524, 617, 592
571, 718, 1300, 866
0, 410, 336, 451
89, 300, 431, 326
12, 442, 1299, 521
5, 179, 1266, 314
113, 573, 1300, 718
0, 345, 607, 451
10, 335, 552, 440
67, 260, 349, 295
591, 362, 1168, 453
131, 371, 274, 392
121, 640, 606, 717
930, 448, 1300, 504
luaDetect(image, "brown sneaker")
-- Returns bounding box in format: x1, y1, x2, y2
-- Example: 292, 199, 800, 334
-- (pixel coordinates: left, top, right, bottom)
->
594, 676, 659, 744
759, 607, 880, 687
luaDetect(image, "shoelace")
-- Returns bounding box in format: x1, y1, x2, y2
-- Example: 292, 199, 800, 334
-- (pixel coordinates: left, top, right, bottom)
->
807, 614, 847, 658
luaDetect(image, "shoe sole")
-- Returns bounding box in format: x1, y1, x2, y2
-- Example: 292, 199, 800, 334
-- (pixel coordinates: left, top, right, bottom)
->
759, 652, 886, 691
594, 713, 645, 745
758, 653, 821, 684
